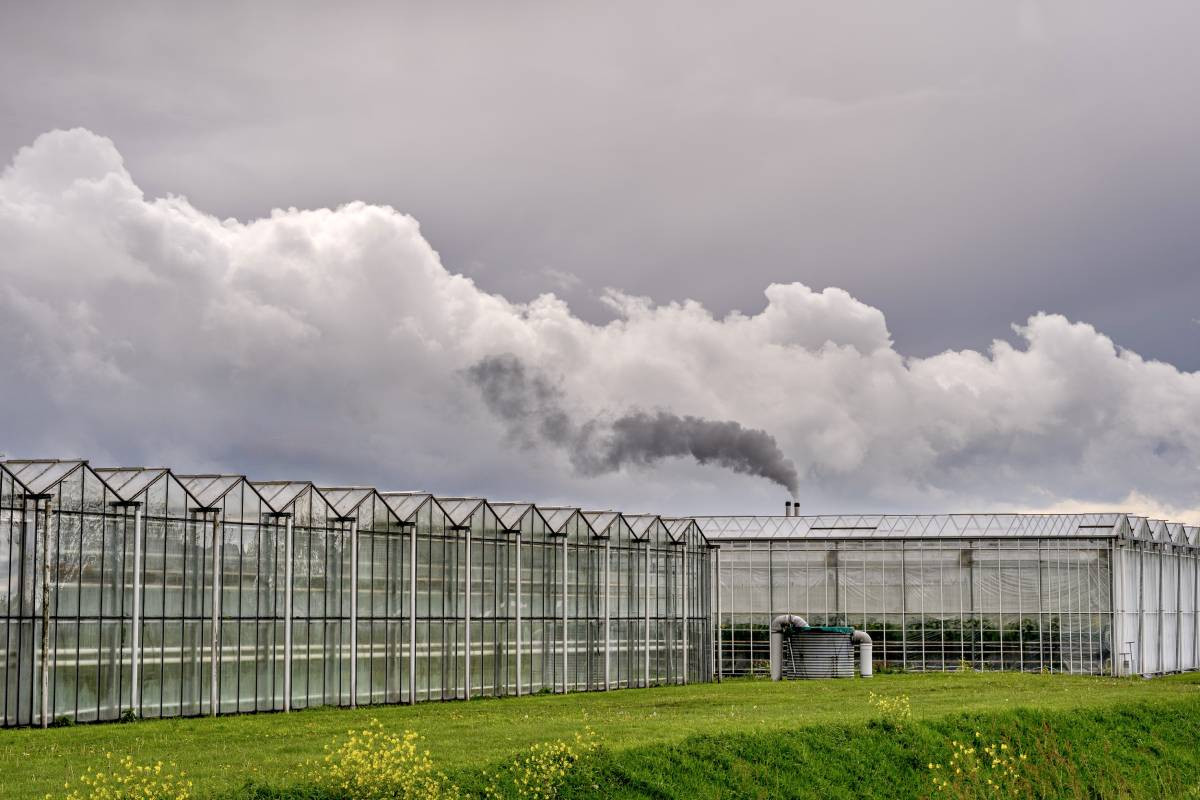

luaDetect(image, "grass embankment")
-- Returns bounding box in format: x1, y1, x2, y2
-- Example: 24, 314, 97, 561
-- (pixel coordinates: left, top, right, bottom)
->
2, 673, 1199, 799
554, 700, 1200, 799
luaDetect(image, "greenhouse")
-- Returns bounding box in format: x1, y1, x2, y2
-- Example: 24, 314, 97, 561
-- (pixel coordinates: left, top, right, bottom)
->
698, 512, 1200, 678
8, 453, 1198, 729
0, 460, 712, 728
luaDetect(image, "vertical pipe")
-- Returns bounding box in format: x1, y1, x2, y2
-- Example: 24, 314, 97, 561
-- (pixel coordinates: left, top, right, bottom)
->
1109, 539, 1120, 677
210, 511, 220, 716
682, 541, 688, 684
1176, 544, 1183, 673
899, 544, 908, 669
283, 516, 293, 710
1137, 542, 1145, 675
131, 505, 144, 715
1015, 541, 1024, 673
40, 498, 52, 728
561, 534, 568, 693
995, 543, 1003, 671
408, 520, 417, 705
465, 526, 472, 700
644, 540, 650, 687
603, 537, 611, 691
1152, 544, 1161, 676
349, 519, 358, 706
1036, 539, 1045, 673
515, 530, 523, 696
715, 547, 722, 682
705, 551, 715, 681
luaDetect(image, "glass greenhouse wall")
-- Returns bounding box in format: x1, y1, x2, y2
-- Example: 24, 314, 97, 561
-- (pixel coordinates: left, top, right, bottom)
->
699, 513, 1200, 678
0, 460, 712, 727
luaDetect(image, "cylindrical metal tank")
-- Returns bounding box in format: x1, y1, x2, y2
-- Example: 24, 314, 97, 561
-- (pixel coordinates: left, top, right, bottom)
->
780, 626, 855, 679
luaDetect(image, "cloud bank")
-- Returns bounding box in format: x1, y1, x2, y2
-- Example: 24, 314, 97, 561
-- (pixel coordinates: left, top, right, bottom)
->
1, 129, 1198, 517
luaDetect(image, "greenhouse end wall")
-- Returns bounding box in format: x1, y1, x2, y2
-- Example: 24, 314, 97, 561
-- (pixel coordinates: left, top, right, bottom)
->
0, 460, 712, 728
700, 514, 1200, 678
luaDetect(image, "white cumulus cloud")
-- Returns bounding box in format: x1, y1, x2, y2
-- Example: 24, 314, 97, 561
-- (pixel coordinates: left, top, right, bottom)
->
1, 128, 1198, 518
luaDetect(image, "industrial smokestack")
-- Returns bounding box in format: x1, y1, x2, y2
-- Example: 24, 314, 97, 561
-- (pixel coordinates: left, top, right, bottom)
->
784, 500, 791, 517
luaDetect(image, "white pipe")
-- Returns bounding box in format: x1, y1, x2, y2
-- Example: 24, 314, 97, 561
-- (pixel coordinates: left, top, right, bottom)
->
852, 629, 874, 678
349, 519, 358, 706
408, 521, 417, 705
603, 537, 611, 691
713, 547, 721, 683
283, 516, 293, 711
40, 498, 52, 728
643, 541, 650, 687
515, 530, 523, 696
210, 511, 220, 716
131, 505, 144, 715
465, 526, 472, 700
769, 614, 808, 681
681, 542, 688, 684
561, 534, 568, 693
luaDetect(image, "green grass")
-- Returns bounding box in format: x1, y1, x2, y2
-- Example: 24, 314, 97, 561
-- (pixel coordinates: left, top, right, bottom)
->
555, 701, 1200, 799
4, 672, 1200, 799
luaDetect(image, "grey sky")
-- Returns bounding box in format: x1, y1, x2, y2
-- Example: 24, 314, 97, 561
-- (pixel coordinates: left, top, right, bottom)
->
4, 1, 1199, 367
2, 2, 1200, 518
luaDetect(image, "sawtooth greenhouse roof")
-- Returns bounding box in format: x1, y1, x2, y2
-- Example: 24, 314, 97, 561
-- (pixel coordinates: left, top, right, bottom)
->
695, 513, 1200, 547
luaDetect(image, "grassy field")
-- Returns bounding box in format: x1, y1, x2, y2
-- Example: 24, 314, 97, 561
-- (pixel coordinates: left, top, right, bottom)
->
3, 672, 1200, 799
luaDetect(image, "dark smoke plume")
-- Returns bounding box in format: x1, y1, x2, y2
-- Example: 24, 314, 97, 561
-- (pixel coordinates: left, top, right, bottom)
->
465, 354, 799, 496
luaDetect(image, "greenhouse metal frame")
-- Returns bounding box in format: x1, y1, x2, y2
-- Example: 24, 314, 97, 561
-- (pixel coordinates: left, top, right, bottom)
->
8, 453, 1198, 729
699, 513, 1200, 679
0, 459, 713, 728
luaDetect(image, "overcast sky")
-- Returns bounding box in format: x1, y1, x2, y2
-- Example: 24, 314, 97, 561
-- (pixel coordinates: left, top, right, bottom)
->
2, 2, 1199, 518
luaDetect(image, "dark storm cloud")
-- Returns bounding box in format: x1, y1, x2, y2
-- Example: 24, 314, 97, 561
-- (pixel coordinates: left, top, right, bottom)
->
2, 2, 1199, 369
466, 355, 801, 496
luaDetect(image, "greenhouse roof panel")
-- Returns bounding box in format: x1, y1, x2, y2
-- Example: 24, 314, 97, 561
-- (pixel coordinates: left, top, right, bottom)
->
379, 492, 432, 523
435, 497, 485, 527
318, 487, 376, 517
582, 511, 618, 535
249, 481, 312, 512
663, 517, 696, 543
490, 502, 536, 531
538, 506, 581, 534
3, 459, 85, 493
178, 475, 246, 507
695, 513, 1132, 541
623, 514, 665, 541
94, 467, 174, 502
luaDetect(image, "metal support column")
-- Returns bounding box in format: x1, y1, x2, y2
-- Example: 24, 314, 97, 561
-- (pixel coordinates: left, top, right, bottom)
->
515, 531, 523, 696
603, 537, 611, 691
561, 535, 568, 693
130, 504, 144, 714
465, 527, 472, 699
714, 547, 722, 682
349, 519, 358, 706
210, 510, 220, 716
408, 521, 417, 705
1138, 542, 1145, 675
681, 542, 688, 684
1108, 538, 1119, 677
283, 515, 294, 710
39, 497, 52, 728
644, 542, 651, 687
1177, 545, 1183, 673
1159, 546, 1165, 675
